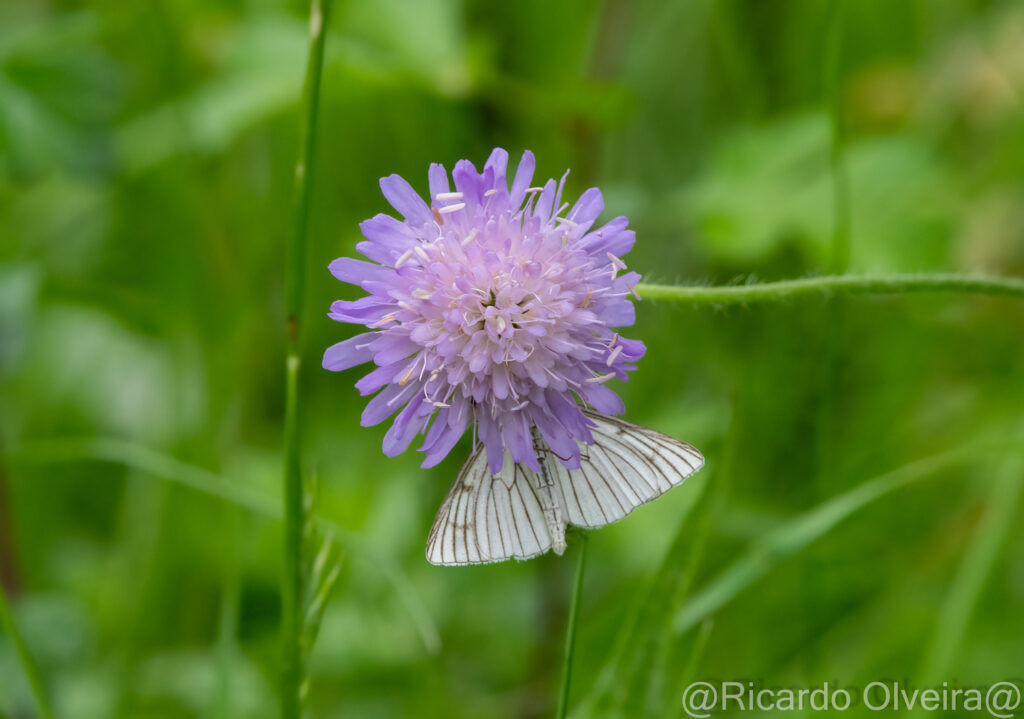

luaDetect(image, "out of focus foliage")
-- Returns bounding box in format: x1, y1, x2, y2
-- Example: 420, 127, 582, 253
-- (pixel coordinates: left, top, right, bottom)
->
2, 1, 1024, 717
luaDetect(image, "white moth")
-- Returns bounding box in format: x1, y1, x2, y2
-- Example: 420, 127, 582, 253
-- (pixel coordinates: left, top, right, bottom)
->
426, 410, 704, 566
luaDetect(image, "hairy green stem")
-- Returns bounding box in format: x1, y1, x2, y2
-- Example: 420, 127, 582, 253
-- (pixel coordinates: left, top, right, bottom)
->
281, 0, 330, 717
0, 581, 53, 719
636, 273, 1024, 306
556, 535, 588, 719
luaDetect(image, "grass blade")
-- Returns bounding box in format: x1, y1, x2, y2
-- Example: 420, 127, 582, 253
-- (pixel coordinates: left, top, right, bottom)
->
919, 452, 1024, 684
8, 438, 441, 655
0, 580, 53, 719
671, 448, 978, 636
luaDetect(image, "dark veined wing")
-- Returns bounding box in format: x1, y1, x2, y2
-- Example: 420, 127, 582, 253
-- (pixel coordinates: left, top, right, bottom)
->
426, 412, 704, 565
426, 450, 554, 566
546, 411, 704, 529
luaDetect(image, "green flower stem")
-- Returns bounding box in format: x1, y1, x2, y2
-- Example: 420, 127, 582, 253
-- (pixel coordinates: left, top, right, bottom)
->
282, 0, 331, 717
556, 534, 588, 719
0, 581, 53, 719
636, 273, 1024, 306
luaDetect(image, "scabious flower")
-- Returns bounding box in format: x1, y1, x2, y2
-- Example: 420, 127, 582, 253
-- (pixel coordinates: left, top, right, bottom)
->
323, 149, 645, 474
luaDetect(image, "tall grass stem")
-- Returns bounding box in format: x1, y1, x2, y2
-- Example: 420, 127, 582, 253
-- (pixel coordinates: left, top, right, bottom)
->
809, 0, 851, 676
281, 0, 331, 717
0, 581, 53, 719
825, 0, 850, 275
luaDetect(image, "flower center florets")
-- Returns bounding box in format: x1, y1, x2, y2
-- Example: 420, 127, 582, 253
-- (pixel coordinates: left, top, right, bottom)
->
396, 222, 597, 409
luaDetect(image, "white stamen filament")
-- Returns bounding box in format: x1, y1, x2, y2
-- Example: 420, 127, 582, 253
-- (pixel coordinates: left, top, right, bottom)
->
606, 345, 623, 366
586, 372, 616, 384
555, 217, 578, 227
629, 284, 642, 300
484, 189, 498, 197
414, 246, 430, 262
435, 192, 463, 200
412, 288, 432, 300
547, 366, 580, 388
438, 203, 465, 214
607, 252, 627, 269
387, 383, 417, 406
394, 249, 414, 268
461, 228, 478, 247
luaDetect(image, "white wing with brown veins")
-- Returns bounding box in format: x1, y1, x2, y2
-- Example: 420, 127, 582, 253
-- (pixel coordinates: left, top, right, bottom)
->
426, 411, 704, 566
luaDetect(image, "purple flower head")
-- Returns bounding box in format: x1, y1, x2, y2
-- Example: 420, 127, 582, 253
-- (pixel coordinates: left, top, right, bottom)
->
323, 149, 645, 474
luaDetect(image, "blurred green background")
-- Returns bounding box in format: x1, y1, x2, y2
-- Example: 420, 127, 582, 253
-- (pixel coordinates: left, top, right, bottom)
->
3, 0, 1024, 717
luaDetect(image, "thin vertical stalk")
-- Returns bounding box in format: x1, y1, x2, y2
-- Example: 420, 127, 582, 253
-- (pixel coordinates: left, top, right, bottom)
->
281, 1, 331, 717
211, 505, 241, 719
824, 0, 850, 275
0, 580, 53, 719
556, 535, 588, 719
808, 0, 850, 676
0, 463, 20, 596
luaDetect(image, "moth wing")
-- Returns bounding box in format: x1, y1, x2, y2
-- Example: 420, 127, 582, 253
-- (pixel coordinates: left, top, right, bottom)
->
426, 450, 554, 566
547, 411, 704, 529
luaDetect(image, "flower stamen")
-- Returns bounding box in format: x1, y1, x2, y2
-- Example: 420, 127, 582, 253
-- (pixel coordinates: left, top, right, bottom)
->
394, 249, 414, 268
606, 345, 623, 366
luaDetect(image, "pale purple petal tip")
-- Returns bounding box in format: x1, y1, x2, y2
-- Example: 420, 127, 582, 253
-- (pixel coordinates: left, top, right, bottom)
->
380, 174, 433, 226
323, 333, 376, 372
